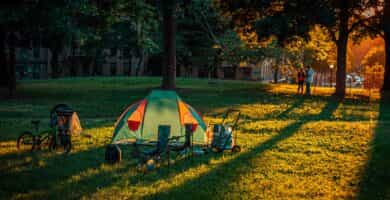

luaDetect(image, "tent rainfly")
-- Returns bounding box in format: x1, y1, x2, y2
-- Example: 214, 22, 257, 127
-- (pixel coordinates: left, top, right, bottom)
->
111, 90, 208, 145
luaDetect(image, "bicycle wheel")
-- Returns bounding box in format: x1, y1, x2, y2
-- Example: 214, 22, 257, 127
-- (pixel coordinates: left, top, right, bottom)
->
48, 136, 57, 152
17, 131, 35, 151
50, 134, 72, 154
61, 134, 72, 154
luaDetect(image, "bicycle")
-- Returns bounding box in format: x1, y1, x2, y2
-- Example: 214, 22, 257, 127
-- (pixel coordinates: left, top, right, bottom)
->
17, 120, 72, 154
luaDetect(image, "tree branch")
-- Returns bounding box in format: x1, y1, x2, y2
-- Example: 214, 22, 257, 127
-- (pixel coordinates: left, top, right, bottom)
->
199, 10, 222, 46
348, 15, 382, 35
361, 22, 385, 38
348, 17, 367, 34
326, 27, 338, 43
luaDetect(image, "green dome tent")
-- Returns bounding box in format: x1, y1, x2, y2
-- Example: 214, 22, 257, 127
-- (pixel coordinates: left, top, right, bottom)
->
111, 90, 208, 145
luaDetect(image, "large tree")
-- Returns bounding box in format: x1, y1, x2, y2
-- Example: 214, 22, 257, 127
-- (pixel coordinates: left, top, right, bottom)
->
26, 0, 83, 78
383, 0, 390, 91
350, 0, 389, 92
0, 0, 122, 96
0, 1, 33, 97
160, 0, 178, 90
32, 0, 119, 78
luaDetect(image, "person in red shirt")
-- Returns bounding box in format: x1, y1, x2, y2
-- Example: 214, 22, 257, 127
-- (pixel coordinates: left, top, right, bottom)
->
297, 68, 305, 94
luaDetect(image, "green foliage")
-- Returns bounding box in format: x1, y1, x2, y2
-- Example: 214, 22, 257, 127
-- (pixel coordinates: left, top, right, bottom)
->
107, 0, 159, 53
176, 0, 248, 68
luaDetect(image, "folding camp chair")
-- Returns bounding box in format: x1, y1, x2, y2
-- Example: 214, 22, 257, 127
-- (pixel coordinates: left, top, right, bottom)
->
135, 125, 172, 171
170, 124, 195, 161
144, 125, 171, 157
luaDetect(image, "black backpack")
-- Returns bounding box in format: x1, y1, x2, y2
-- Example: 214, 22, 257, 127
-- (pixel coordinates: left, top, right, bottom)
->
105, 144, 122, 164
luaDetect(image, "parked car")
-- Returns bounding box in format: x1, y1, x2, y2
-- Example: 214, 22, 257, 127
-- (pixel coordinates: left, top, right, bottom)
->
346, 74, 364, 88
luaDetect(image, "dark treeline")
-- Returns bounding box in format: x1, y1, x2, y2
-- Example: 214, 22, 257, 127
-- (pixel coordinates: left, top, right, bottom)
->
0, 0, 389, 97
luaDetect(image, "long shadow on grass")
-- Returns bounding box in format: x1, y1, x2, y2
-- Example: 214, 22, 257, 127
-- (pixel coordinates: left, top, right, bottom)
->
0, 95, 342, 199
277, 96, 305, 119
0, 145, 143, 199
0, 119, 113, 170
0, 92, 303, 199
0, 146, 106, 199
46, 150, 227, 199
0, 120, 116, 199
0, 127, 222, 199
144, 99, 341, 199
358, 98, 390, 200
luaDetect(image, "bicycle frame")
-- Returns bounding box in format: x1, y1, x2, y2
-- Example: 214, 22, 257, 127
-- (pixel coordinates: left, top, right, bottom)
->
31, 122, 57, 148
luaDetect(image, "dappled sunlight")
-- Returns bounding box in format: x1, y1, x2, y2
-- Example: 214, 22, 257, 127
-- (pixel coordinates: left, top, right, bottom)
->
278, 101, 328, 119
237, 103, 293, 119
143, 121, 305, 199
88, 162, 220, 199
267, 84, 381, 101
332, 102, 379, 121
74, 120, 293, 199
135, 96, 377, 199
44, 163, 130, 199
0, 140, 17, 156
0, 121, 113, 181
203, 95, 376, 123
220, 119, 376, 199
239, 120, 294, 135
75, 123, 114, 150
80, 101, 378, 199
89, 133, 281, 199
2, 146, 107, 199
0, 78, 386, 199
268, 84, 336, 97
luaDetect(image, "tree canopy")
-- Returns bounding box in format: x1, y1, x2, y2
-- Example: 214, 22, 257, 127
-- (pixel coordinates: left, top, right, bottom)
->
0, 0, 388, 96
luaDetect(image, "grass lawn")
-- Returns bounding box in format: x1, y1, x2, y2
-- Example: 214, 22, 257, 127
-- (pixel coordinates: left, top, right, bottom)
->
0, 77, 389, 199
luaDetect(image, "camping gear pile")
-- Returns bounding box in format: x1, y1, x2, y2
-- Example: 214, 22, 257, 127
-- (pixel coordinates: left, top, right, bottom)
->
210, 109, 242, 153
49, 104, 82, 153
105, 90, 242, 169
50, 104, 83, 136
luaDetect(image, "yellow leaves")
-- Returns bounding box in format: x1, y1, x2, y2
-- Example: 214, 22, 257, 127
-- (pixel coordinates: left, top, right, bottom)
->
364, 64, 384, 90
361, 44, 385, 68
307, 26, 337, 63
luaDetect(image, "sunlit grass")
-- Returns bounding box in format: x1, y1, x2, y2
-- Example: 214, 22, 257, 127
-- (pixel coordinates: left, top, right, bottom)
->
268, 84, 381, 100
0, 77, 388, 199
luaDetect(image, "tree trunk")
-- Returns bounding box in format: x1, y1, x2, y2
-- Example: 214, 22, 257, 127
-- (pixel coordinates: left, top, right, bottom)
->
138, 53, 149, 76
130, 55, 139, 76
161, 1, 176, 90
273, 66, 279, 83
335, 6, 349, 97
136, 51, 147, 76
0, 25, 7, 89
143, 54, 149, 75
70, 43, 77, 76
7, 32, 16, 97
92, 50, 99, 76
335, 40, 348, 97
384, 33, 390, 91
383, 0, 390, 91
208, 65, 213, 80
50, 48, 60, 78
